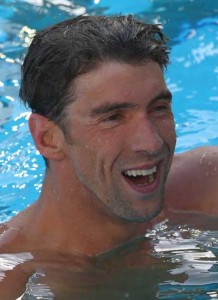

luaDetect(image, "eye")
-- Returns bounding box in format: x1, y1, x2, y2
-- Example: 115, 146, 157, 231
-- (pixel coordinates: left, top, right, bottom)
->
156, 105, 169, 111
152, 102, 172, 114
102, 113, 123, 123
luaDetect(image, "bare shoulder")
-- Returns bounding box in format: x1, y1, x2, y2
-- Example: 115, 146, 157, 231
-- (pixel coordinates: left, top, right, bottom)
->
0, 203, 38, 253
165, 146, 218, 214
171, 146, 218, 172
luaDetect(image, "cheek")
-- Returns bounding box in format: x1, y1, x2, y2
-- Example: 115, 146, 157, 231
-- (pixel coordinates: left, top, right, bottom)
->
93, 136, 122, 168
90, 128, 125, 151
67, 123, 128, 172
157, 118, 176, 144
91, 133, 125, 176
67, 129, 114, 167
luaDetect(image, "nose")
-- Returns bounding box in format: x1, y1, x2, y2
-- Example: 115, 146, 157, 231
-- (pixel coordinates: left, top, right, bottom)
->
129, 113, 163, 155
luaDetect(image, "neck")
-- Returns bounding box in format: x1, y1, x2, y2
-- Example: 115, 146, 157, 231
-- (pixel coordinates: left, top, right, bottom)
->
27, 167, 167, 256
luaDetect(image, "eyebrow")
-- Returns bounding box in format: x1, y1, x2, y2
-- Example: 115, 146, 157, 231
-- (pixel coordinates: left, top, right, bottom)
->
90, 102, 138, 117
150, 89, 172, 104
151, 89, 173, 102
90, 89, 172, 117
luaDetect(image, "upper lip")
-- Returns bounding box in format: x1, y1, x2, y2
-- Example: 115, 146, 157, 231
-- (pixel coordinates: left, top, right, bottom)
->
122, 160, 162, 173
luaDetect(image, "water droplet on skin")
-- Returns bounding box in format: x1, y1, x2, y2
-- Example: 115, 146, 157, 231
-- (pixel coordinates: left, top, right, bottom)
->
199, 153, 206, 164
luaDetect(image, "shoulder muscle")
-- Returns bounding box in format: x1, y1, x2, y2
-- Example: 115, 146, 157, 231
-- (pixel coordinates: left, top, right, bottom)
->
165, 146, 218, 214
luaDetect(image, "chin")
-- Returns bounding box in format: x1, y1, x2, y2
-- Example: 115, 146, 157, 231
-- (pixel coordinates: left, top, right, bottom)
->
114, 197, 164, 224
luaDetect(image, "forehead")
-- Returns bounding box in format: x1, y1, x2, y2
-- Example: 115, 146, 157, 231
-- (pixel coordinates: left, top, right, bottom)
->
70, 61, 167, 111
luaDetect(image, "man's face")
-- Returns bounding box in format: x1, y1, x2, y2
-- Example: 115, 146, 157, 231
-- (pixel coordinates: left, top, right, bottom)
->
63, 61, 176, 222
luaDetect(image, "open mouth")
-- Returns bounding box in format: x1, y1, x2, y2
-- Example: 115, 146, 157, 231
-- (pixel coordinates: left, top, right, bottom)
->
122, 165, 160, 193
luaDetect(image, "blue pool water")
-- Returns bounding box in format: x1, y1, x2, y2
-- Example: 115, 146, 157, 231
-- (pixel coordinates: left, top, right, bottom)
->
0, 1, 218, 299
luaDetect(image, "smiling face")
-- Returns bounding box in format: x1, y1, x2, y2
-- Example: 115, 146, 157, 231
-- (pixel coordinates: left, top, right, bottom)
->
62, 61, 176, 223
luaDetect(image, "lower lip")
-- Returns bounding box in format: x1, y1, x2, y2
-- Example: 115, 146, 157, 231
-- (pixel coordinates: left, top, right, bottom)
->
122, 163, 162, 195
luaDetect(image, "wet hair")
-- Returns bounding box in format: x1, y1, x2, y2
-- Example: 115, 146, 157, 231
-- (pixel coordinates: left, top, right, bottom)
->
20, 15, 170, 131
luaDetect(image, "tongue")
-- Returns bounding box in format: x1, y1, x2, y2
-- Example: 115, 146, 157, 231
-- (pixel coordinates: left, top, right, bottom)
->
124, 175, 149, 186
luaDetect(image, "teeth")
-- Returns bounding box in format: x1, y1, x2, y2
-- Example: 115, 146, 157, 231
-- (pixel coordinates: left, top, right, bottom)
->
124, 166, 156, 177
148, 174, 154, 183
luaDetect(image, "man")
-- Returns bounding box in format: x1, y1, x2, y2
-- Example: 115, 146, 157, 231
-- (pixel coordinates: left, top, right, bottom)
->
0, 15, 217, 299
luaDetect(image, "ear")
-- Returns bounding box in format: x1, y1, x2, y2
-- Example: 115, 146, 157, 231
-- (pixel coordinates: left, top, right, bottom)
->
28, 113, 66, 161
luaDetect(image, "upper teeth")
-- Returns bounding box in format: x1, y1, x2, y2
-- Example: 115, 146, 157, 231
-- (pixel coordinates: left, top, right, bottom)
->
124, 166, 157, 177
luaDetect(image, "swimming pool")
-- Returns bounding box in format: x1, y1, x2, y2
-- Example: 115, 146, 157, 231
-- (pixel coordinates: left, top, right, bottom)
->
0, 0, 218, 299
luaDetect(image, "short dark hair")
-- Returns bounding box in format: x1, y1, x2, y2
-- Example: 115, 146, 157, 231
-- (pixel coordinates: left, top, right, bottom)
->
20, 15, 170, 129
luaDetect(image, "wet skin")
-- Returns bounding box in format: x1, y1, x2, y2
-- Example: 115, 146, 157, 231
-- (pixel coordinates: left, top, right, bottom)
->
0, 61, 177, 259
0, 61, 217, 299
63, 61, 176, 222
0, 238, 168, 299
0, 212, 218, 300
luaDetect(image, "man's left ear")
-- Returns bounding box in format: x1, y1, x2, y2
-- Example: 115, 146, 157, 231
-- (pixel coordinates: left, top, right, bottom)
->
28, 113, 66, 161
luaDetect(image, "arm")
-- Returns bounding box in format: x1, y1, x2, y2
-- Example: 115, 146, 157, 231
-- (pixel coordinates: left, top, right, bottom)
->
0, 264, 31, 300
165, 146, 218, 215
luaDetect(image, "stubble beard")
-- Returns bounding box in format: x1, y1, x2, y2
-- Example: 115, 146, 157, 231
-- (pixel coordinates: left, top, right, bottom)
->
104, 183, 165, 223
66, 137, 173, 224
